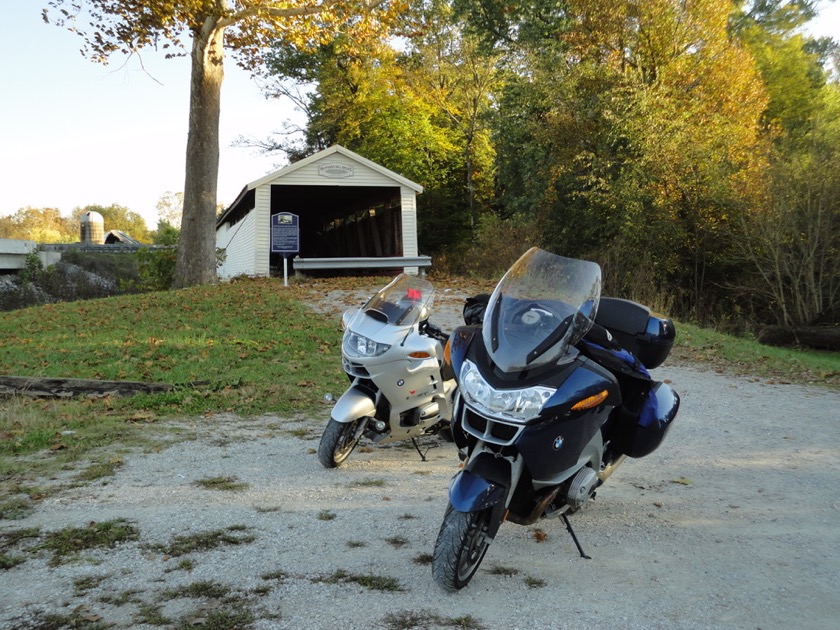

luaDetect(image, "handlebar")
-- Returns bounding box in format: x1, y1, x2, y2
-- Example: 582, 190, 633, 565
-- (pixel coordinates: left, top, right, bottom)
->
421, 321, 450, 343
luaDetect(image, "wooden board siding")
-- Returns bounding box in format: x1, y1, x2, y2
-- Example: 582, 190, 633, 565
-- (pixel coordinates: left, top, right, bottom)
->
217, 210, 256, 277
253, 185, 271, 276
265, 157, 397, 189
400, 186, 418, 257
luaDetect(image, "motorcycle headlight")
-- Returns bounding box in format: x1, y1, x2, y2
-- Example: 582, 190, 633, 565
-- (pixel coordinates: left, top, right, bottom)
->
344, 330, 391, 357
460, 360, 555, 422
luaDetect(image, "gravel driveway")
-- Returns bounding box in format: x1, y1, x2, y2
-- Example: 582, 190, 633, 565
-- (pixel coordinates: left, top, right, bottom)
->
1, 283, 838, 630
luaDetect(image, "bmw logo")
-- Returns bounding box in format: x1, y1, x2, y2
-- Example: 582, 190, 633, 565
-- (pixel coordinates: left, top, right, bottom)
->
397, 379, 405, 387
553, 436, 564, 450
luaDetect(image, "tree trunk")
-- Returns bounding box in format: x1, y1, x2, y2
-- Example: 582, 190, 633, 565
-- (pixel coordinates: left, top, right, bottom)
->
757, 325, 840, 350
172, 18, 226, 288
0, 376, 175, 399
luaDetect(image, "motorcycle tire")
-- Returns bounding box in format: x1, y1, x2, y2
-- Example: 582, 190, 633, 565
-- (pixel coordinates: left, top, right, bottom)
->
317, 418, 362, 468
432, 502, 494, 591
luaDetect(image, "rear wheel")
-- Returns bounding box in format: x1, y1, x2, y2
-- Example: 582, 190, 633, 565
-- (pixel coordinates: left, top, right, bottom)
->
318, 418, 363, 468
432, 503, 494, 591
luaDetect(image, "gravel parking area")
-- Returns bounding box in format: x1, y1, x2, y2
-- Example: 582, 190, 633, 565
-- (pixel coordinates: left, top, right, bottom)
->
1, 281, 838, 629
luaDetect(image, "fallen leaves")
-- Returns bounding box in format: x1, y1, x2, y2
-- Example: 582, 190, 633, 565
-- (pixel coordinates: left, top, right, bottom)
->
125, 411, 157, 424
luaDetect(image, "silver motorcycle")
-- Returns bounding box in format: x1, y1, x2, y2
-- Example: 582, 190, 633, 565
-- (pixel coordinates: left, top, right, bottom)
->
317, 273, 456, 468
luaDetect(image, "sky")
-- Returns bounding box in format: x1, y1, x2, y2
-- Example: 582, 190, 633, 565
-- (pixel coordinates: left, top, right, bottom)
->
0, 3, 301, 228
1, 2, 839, 229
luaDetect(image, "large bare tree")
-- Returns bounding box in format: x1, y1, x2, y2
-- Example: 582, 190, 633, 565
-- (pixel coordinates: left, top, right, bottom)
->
44, 0, 401, 288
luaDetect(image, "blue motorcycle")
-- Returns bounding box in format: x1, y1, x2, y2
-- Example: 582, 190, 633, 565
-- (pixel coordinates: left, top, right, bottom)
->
432, 247, 680, 590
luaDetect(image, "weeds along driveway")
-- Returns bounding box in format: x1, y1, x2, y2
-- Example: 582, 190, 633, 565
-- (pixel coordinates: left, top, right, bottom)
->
1, 362, 839, 630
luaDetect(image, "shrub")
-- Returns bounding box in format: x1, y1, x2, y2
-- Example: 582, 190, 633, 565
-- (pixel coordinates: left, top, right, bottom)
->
446, 214, 541, 277
134, 248, 177, 292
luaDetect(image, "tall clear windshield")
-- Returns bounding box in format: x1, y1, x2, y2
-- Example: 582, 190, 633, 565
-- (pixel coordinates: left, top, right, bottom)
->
482, 248, 601, 373
356, 273, 434, 328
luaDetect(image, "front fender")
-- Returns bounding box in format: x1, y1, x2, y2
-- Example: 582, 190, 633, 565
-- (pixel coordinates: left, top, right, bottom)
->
331, 386, 376, 423
448, 455, 510, 539
449, 450, 512, 506
449, 470, 507, 513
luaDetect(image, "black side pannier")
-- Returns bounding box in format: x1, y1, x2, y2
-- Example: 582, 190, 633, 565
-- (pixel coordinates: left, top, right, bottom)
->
610, 381, 680, 458
595, 298, 675, 369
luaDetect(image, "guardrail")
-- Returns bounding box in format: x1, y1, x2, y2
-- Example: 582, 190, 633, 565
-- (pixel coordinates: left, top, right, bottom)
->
39, 243, 175, 253
292, 256, 432, 274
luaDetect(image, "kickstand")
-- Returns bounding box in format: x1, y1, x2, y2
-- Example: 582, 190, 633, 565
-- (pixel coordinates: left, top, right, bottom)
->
410, 437, 436, 462
562, 513, 592, 560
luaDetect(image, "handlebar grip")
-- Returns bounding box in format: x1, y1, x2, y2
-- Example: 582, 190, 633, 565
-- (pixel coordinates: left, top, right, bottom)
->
423, 322, 449, 342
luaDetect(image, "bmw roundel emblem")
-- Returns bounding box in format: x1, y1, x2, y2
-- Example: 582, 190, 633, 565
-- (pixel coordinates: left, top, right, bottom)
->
397, 379, 405, 387
553, 435, 564, 450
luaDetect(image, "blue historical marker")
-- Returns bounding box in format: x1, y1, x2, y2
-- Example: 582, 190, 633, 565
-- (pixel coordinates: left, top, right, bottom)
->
271, 212, 299, 286
271, 212, 300, 254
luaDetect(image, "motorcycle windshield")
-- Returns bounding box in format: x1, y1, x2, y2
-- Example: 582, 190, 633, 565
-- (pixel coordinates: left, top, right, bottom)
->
354, 273, 435, 328
482, 248, 601, 372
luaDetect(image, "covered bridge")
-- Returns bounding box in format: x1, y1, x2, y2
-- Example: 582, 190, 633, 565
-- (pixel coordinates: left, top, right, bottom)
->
216, 145, 428, 278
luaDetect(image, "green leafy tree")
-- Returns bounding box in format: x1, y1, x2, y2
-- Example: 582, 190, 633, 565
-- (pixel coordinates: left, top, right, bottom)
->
460, 0, 769, 320
733, 0, 840, 326
278, 37, 471, 253
740, 95, 840, 326
400, 0, 500, 244
0, 207, 76, 243
155, 191, 184, 230
44, 0, 405, 288
735, 1, 826, 140
152, 220, 181, 246
265, 36, 459, 181
260, 0, 498, 255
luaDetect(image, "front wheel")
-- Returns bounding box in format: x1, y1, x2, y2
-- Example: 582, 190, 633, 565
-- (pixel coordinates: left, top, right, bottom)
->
318, 418, 363, 468
432, 503, 494, 591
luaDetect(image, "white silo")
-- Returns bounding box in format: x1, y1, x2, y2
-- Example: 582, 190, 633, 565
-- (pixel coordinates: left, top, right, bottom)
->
80, 211, 105, 244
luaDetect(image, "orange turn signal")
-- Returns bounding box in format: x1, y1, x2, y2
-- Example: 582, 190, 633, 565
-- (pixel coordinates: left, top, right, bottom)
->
570, 389, 609, 411
408, 351, 432, 359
